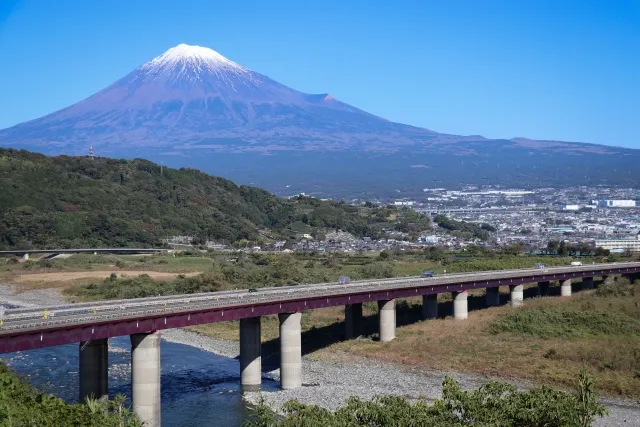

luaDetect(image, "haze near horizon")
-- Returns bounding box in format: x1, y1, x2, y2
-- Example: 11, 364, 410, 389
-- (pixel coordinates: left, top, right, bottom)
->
1, 0, 639, 149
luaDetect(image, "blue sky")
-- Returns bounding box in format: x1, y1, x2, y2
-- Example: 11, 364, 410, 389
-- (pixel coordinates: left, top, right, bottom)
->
1, 0, 639, 148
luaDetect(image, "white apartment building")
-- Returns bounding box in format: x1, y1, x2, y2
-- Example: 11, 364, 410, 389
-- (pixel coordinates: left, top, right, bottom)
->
595, 235, 640, 252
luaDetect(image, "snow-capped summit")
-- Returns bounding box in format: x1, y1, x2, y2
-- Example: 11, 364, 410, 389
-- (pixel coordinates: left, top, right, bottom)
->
141, 44, 248, 75
135, 44, 256, 88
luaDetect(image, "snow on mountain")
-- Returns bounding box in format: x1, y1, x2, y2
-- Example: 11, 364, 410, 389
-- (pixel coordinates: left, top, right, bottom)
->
134, 44, 262, 93
143, 44, 248, 75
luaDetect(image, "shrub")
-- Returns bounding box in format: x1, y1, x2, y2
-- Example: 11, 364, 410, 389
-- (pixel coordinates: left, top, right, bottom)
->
358, 262, 394, 279
0, 362, 141, 426
596, 277, 634, 298
22, 261, 36, 270
246, 371, 607, 427
38, 259, 54, 268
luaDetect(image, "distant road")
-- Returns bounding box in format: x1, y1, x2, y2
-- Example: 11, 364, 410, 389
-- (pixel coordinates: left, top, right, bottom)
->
0, 248, 169, 256
416, 206, 549, 214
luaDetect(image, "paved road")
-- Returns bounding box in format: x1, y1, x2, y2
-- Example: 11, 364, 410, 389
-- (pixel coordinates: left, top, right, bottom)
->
1, 262, 638, 341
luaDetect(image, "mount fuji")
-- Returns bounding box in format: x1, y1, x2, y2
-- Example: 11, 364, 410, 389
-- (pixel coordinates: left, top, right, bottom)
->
1, 44, 638, 196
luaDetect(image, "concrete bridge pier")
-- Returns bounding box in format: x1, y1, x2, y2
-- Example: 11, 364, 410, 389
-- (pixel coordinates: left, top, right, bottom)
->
485, 287, 500, 307
378, 299, 396, 342
509, 285, 524, 307
538, 281, 550, 297
240, 317, 261, 392
422, 294, 438, 319
79, 339, 108, 402
131, 332, 161, 427
453, 291, 468, 320
561, 279, 572, 296
279, 312, 302, 390
582, 277, 594, 290
345, 303, 363, 339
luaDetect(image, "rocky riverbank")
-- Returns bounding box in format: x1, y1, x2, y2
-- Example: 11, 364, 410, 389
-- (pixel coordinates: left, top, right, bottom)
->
2, 284, 639, 426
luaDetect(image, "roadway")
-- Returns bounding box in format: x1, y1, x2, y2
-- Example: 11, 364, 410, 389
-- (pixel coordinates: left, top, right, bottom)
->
1, 262, 639, 353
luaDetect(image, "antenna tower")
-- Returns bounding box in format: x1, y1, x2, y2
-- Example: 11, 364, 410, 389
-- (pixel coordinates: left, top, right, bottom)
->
89, 145, 94, 161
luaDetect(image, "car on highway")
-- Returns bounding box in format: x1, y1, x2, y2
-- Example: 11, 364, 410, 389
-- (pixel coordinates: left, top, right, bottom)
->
535, 263, 546, 269
338, 276, 350, 285
421, 270, 435, 278
571, 261, 583, 266
248, 288, 258, 293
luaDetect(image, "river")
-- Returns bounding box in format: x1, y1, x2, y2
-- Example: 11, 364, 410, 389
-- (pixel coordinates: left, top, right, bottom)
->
0, 301, 277, 426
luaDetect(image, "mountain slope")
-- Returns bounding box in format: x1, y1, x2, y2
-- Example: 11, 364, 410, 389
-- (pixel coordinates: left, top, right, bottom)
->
1, 44, 638, 195
0, 148, 390, 249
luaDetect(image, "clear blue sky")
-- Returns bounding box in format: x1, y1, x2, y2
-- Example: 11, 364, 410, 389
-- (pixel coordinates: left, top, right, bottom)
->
1, 0, 639, 148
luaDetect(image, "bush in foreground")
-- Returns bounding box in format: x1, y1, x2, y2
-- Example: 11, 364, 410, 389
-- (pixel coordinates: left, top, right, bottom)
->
0, 362, 141, 426
246, 370, 607, 427
595, 276, 635, 298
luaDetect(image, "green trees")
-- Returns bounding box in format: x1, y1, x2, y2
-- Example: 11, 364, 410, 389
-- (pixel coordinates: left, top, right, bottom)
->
548, 240, 597, 257
424, 246, 447, 262
434, 215, 492, 241
0, 362, 141, 426
0, 149, 401, 249
247, 371, 607, 427
357, 262, 394, 279
393, 208, 431, 235
558, 241, 569, 256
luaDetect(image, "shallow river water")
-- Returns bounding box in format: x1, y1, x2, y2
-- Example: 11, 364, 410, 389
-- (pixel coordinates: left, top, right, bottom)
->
0, 327, 277, 426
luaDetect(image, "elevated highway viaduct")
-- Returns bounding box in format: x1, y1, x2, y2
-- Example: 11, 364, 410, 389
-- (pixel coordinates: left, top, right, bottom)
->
1, 262, 639, 426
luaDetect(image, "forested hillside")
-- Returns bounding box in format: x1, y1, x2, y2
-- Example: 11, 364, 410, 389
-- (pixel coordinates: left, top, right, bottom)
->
0, 148, 412, 249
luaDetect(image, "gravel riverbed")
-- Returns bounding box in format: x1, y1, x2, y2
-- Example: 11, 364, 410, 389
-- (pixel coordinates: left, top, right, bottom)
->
0, 284, 65, 307
1, 284, 638, 426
